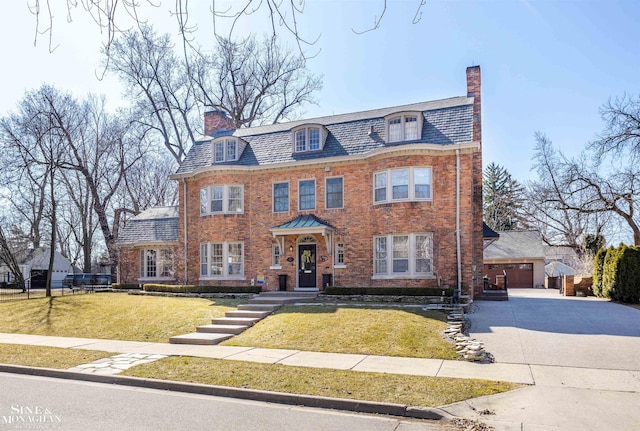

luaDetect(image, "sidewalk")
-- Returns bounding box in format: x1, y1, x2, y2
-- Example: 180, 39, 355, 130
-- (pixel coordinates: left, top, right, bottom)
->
2, 331, 640, 430
2, 332, 640, 392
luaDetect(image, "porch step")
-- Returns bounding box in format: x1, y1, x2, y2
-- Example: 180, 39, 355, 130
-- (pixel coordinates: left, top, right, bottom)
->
196, 324, 248, 334
169, 332, 234, 345
212, 316, 262, 326
237, 303, 281, 312
248, 292, 317, 305
225, 310, 273, 319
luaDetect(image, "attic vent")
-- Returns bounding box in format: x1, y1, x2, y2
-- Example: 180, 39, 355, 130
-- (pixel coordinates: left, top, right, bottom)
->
368, 125, 375, 136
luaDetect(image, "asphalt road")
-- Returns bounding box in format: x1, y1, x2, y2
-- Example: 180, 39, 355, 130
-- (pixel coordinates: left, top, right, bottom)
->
0, 373, 447, 431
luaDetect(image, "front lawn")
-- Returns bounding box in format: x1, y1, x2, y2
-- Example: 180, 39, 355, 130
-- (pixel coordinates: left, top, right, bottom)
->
123, 356, 520, 407
0, 293, 243, 342
0, 344, 111, 369
222, 305, 458, 359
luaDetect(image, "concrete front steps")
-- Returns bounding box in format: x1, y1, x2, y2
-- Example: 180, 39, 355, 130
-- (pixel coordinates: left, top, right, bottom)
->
169, 291, 317, 345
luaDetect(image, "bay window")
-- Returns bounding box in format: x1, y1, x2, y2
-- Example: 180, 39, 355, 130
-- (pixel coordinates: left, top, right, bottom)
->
374, 167, 432, 203
200, 185, 244, 215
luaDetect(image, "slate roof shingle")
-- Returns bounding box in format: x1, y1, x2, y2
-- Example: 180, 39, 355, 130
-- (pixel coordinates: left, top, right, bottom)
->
116, 206, 179, 245
176, 97, 474, 175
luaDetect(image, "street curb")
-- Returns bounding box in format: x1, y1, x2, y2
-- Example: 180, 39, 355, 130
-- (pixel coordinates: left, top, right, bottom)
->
0, 363, 454, 420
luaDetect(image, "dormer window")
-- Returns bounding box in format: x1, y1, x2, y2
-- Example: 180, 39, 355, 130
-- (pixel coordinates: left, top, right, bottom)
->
213, 138, 238, 163
292, 125, 326, 153
385, 112, 423, 143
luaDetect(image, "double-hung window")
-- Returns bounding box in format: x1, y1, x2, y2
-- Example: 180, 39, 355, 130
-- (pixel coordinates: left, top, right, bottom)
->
336, 242, 345, 267
200, 185, 244, 215
200, 242, 244, 278
373, 233, 433, 277
273, 182, 289, 212
272, 244, 281, 268
325, 177, 343, 209
299, 179, 316, 211
373, 167, 432, 203
213, 139, 238, 163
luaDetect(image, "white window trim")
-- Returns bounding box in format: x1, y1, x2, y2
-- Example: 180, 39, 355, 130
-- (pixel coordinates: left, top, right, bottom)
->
200, 184, 244, 215
384, 112, 423, 143
200, 241, 245, 280
373, 167, 433, 204
372, 233, 434, 279
325, 176, 344, 210
291, 124, 325, 153
272, 181, 290, 213
212, 138, 239, 163
298, 178, 316, 211
334, 242, 346, 269
270, 243, 282, 270
139, 248, 175, 280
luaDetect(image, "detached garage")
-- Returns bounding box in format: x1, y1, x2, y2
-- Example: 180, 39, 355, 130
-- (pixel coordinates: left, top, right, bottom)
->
483, 230, 546, 289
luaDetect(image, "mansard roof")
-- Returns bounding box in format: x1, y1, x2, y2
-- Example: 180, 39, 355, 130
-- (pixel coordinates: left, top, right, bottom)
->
176, 96, 475, 176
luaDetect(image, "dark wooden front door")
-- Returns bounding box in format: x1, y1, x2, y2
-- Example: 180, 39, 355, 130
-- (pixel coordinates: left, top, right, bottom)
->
298, 244, 317, 288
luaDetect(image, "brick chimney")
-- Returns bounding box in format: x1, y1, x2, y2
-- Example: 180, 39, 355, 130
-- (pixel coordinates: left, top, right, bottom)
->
466, 66, 481, 144
204, 110, 235, 136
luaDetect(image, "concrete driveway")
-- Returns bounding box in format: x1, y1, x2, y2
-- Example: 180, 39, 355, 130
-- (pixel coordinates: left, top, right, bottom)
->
442, 289, 640, 430
468, 288, 640, 370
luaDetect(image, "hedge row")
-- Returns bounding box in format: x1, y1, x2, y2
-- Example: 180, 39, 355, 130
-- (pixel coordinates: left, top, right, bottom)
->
142, 284, 262, 294
111, 283, 142, 290
594, 245, 640, 303
323, 287, 454, 296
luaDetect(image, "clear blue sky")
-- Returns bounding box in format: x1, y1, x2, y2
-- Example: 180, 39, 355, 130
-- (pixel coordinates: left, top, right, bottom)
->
1, 0, 639, 183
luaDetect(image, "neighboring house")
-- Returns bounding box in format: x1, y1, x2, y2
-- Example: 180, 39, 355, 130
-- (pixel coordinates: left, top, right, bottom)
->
545, 245, 580, 268
0, 248, 73, 288
483, 230, 546, 289
545, 260, 576, 289
118, 66, 484, 297
116, 206, 179, 284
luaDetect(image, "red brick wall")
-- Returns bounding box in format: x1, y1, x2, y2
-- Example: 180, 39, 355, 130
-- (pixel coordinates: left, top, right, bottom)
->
177, 148, 482, 293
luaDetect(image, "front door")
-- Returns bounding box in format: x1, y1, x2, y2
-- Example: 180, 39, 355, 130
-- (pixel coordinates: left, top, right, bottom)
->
298, 244, 317, 288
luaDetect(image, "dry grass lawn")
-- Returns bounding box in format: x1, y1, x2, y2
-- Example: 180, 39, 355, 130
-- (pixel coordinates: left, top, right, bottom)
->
0, 344, 111, 369
0, 293, 243, 342
223, 305, 458, 359
123, 356, 520, 407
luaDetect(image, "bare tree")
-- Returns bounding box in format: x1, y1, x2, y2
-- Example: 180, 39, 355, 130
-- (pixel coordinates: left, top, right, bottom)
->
27, 1, 427, 58
191, 35, 322, 128
106, 25, 321, 163
0, 223, 26, 291
590, 94, 640, 160
527, 131, 638, 248
106, 25, 198, 164
1, 86, 147, 273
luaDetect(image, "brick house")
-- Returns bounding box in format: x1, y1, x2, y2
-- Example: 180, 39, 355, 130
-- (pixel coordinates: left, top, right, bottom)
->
118, 66, 484, 297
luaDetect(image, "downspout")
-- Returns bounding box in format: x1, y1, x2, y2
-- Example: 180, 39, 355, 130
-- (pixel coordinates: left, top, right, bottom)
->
456, 149, 462, 298
183, 179, 188, 285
